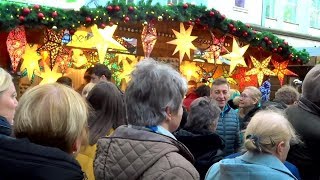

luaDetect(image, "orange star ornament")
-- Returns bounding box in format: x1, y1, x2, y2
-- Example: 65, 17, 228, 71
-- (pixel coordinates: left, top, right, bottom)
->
272, 60, 297, 86
246, 56, 276, 86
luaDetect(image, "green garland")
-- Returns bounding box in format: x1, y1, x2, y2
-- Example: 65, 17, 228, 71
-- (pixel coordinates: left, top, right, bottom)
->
0, 0, 310, 63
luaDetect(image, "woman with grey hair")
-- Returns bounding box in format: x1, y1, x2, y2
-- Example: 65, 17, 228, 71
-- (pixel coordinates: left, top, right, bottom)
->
94, 59, 199, 179
174, 97, 224, 179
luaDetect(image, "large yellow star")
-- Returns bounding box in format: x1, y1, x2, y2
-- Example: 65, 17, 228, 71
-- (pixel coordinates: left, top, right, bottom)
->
66, 28, 94, 49
20, 44, 41, 81
119, 58, 138, 83
167, 23, 198, 63
89, 25, 126, 63
222, 38, 249, 75
180, 61, 201, 80
36, 63, 62, 85
116, 54, 136, 64
272, 60, 297, 86
246, 56, 276, 86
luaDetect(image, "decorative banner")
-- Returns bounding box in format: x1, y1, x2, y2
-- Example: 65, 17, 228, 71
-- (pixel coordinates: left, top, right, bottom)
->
141, 22, 157, 58
38, 28, 68, 70
232, 67, 257, 91
20, 44, 41, 81
206, 31, 227, 64
272, 60, 297, 86
222, 37, 249, 75
167, 23, 198, 63
36, 63, 62, 85
180, 61, 201, 80
90, 24, 127, 63
6, 26, 27, 72
246, 56, 276, 86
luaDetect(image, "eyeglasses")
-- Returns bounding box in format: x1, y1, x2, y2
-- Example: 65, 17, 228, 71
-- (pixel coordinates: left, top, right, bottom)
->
240, 93, 249, 98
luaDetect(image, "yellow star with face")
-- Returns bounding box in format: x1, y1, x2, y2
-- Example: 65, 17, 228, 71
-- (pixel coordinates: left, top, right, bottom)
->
167, 23, 198, 63
20, 44, 41, 81
246, 56, 276, 86
222, 38, 249, 75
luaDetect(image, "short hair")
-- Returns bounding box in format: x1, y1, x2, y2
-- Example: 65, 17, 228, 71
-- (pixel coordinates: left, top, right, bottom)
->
211, 77, 229, 92
244, 110, 299, 153
92, 64, 112, 81
125, 58, 187, 126
274, 85, 300, 105
244, 86, 262, 104
87, 81, 126, 145
0, 68, 13, 96
81, 82, 95, 98
14, 83, 88, 153
56, 76, 73, 87
184, 97, 221, 132
195, 85, 210, 97
84, 67, 94, 83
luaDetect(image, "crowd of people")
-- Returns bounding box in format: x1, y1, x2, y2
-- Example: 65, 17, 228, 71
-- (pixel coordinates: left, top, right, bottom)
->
0, 59, 319, 180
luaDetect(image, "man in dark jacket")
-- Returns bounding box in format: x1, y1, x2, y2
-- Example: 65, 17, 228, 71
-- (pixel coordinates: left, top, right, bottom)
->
286, 65, 320, 180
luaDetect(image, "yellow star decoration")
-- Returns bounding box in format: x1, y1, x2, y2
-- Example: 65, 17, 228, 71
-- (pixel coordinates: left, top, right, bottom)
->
66, 28, 94, 49
167, 23, 198, 63
180, 61, 201, 80
119, 58, 138, 83
222, 38, 249, 75
20, 44, 41, 81
272, 60, 297, 86
116, 54, 136, 64
89, 24, 127, 63
36, 63, 62, 85
246, 56, 276, 86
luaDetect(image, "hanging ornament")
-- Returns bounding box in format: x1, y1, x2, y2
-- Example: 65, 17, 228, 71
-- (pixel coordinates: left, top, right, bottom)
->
52, 11, 58, 18
6, 26, 27, 72
20, 44, 41, 81
61, 29, 72, 44
245, 56, 276, 86
222, 37, 249, 75
37, 28, 68, 70
89, 24, 127, 63
205, 30, 227, 64
119, 58, 137, 83
141, 22, 157, 58
272, 60, 297, 86
232, 67, 257, 91
36, 63, 62, 85
167, 23, 198, 63
180, 61, 201, 80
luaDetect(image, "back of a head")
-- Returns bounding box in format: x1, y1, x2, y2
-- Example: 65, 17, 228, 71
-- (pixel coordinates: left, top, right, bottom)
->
81, 82, 95, 98
92, 64, 112, 81
302, 65, 320, 105
0, 68, 13, 95
56, 76, 73, 87
195, 85, 210, 97
87, 81, 126, 145
244, 110, 297, 154
14, 83, 88, 153
274, 85, 299, 105
125, 58, 187, 126
185, 97, 221, 132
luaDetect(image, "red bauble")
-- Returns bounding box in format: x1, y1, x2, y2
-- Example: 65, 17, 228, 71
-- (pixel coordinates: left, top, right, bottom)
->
128, 6, 134, 12
278, 47, 283, 52
52, 11, 58, 18
264, 37, 269, 41
109, 22, 114, 26
246, 24, 250, 28
34, 4, 40, 10
195, 18, 201, 24
100, 23, 106, 29
106, 5, 113, 12
267, 40, 272, 45
297, 58, 301, 63
23, 7, 30, 15
85, 17, 92, 23
284, 41, 288, 45
221, 15, 226, 20
272, 48, 277, 53
114, 5, 120, 11
289, 54, 293, 59
19, 16, 25, 22
209, 11, 215, 17
69, 29, 75, 35
124, 16, 130, 22
37, 13, 44, 19
228, 23, 234, 29
183, 3, 188, 9
243, 31, 248, 37
232, 27, 237, 33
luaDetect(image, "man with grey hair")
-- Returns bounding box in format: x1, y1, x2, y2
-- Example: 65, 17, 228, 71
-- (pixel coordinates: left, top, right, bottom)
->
94, 59, 199, 180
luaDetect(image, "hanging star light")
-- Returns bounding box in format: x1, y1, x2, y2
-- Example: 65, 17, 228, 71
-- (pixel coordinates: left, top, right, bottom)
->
222, 37, 249, 75
180, 61, 201, 80
37, 28, 68, 70
141, 22, 157, 58
89, 24, 127, 64
272, 60, 297, 86
116, 54, 136, 64
205, 31, 227, 64
232, 67, 257, 91
20, 44, 41, 81
246, 56, 276, 86
6, 26, 27, 72
36, 63, 62, 85
119, 58, 137, 83
167, 23, 198, 63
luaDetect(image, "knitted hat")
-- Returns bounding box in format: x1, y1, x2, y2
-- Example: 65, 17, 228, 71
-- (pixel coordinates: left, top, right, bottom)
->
302, 65, 320, 106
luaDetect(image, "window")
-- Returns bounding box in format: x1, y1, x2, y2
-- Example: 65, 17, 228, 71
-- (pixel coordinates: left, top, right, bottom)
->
235, 0, 245, 8
310, 0, 320, 28
265, 0, 275, 18
283, 0, 297, 23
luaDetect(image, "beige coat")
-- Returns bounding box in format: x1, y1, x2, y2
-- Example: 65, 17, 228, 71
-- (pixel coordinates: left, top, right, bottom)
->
94, 125, 200, 180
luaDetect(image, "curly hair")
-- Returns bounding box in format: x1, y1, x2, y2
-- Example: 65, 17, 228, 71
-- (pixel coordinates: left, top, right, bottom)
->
274, 85, 300, 105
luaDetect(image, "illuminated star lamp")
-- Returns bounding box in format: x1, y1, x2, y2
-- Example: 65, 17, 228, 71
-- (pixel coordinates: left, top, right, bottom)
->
222, 37, 249, 75
89, 24, 127, 64
232, 67, 257, 91
116, 54, 136, 64
119, 58, 138, 83
246, 56, 276, 86
272, 60, 297, 86
20, 44, 41, 81
180, 61, 201, 80
37, 28, 68, 70
6, 26, 27, 72
206, 30, 227, 64
36, 63, 62, 85
167, 23, 198, 63
141, 22, 157, 58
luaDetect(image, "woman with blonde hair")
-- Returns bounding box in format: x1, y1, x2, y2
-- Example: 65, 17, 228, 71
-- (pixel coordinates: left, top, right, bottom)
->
0, 83, 88, 179
206, 110, 299, 179
0, 67, 18, 136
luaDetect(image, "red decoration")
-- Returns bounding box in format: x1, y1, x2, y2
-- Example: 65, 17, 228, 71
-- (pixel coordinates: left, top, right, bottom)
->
272, 60, 298, 86
183, 3, 189, 9
232, 67, 257, 91
23, 8, 30, 15
195, 18, 201, 24
243, 31, 248, 37
272, 48, 277, 53
221, 15, 226, 20
209, 11, 215, 17
37, 13, 44, 19
128, 6, 134, 12
100, 23, 106, 29
246, 24, 250, 28
52, 11, 58, 18
278, 47, 282, 52
114, 5, 120, 11
109, 22, 114, 26
6, 26, 27, 72
228, 24, 234, 29
284, 41, 288, 45
69, 29, 75, 35
204, 30, 227, 64
264, 37, 269, 41
141, 22, 157, 58
106, 5, 113, 12
19, 16, 25, 22
267, 40, 272, 45
124, 16, 130, 22
85, 17, 92, 23
232, 27, 236, 33
33, 4, 40, 10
